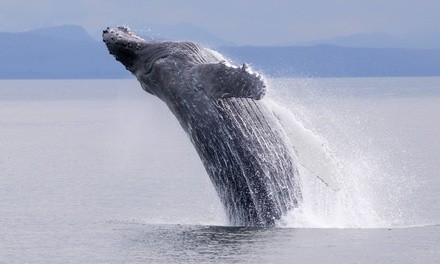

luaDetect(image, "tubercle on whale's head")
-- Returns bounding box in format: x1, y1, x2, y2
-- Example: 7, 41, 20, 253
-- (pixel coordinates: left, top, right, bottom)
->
102, 26, 147, 73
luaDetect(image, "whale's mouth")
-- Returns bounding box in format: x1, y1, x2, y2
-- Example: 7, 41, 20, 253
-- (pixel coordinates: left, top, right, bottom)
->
103, 26, 145, 71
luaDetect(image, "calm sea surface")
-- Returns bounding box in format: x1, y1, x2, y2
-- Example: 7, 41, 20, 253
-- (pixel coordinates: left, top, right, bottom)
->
1, 78, 439, 263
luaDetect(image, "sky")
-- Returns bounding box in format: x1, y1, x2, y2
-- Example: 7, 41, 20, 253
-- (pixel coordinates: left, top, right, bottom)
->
1, 0, 439, 45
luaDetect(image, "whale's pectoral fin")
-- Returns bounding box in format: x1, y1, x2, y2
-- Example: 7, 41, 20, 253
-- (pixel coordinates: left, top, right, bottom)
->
191, 63, 267, 100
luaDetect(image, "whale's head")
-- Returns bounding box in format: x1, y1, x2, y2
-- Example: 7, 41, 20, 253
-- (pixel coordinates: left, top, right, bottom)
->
104, 26, 266, 102
103, 26, 225, 99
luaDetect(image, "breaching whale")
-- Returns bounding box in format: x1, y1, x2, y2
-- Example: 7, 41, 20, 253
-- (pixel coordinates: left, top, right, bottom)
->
103, 26, 301, 227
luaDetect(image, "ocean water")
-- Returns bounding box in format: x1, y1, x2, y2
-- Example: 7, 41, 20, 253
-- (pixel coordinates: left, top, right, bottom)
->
1, 78, 439, 263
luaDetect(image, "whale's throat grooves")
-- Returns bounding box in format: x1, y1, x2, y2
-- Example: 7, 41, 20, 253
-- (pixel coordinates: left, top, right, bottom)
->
179, 97, 301, 226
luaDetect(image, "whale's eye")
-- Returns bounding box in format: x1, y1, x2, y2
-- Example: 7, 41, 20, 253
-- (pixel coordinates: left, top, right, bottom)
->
145, 64, 154, 76
144, 55, 170, 76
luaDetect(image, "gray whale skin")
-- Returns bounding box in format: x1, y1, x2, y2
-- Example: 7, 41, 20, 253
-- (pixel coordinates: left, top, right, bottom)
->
103, 26, 301, 227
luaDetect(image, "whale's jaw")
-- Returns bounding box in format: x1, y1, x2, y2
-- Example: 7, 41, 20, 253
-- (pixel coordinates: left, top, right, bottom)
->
102, 26, 146, 72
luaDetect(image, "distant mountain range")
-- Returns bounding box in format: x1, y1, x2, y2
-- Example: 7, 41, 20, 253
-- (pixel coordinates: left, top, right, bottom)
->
220, 45, 440, 77
1, 25, 440, 79
0, 25, 128, 79
296, 31, 440, 49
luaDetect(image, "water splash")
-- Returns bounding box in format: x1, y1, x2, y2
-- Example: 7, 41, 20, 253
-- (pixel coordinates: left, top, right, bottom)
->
265, 79, 389, 228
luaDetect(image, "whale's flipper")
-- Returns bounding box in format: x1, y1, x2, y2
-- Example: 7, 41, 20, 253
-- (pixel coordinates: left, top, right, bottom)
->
266, 100, 341, 192
191, 63, 266, 100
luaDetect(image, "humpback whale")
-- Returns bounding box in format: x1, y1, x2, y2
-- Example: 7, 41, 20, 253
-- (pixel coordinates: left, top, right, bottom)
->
103, 26, 301, 227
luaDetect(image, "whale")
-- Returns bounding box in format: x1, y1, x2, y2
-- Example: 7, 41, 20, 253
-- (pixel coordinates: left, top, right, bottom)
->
103, 26, 301, 227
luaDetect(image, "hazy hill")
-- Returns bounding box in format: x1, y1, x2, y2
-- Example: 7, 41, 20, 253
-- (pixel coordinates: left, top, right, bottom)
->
1, 25, 440, 79
0, 25, 128, 79
27, 25, 96, 43
299, 31, 440, 49
220, 45, 440, 77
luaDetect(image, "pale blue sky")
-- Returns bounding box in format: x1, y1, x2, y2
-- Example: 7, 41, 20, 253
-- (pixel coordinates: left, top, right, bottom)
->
1, 0, 439, 45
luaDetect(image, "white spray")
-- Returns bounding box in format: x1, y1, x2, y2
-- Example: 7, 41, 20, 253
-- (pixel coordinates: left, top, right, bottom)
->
263, 80, 384, 228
